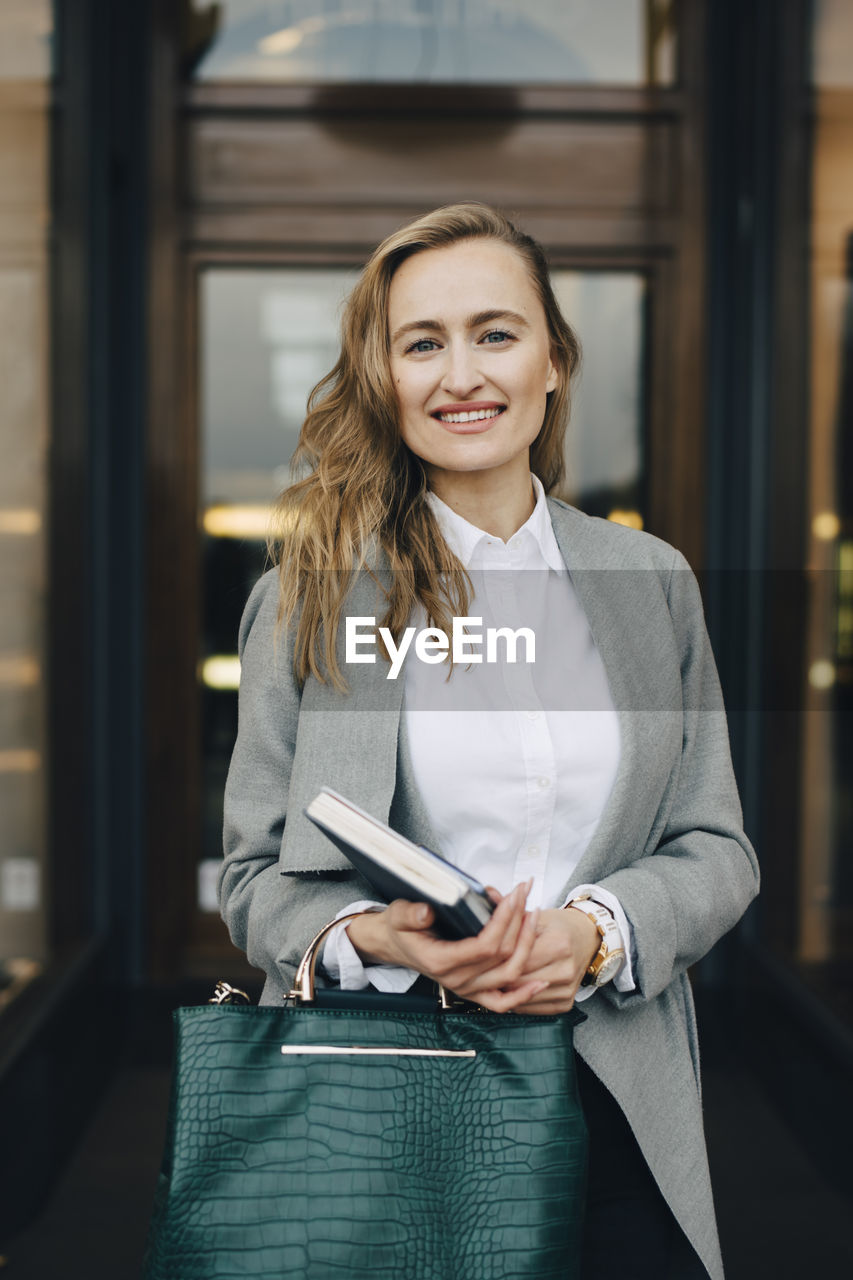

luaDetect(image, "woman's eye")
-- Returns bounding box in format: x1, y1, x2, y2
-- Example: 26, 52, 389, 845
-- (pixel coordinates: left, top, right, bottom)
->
405, 337, 439, 354
481, 329, 515, 345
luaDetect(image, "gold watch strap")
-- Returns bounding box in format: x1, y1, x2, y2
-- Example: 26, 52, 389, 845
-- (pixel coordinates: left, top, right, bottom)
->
566, 896, 624, 985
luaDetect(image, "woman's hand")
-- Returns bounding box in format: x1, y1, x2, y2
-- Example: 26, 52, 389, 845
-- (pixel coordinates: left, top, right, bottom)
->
345, 881, 551, 1013
501, 907, 601, 1015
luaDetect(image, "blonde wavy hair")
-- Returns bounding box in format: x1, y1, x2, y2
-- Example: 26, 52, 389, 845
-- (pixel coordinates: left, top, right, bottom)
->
271, 202, 581, 690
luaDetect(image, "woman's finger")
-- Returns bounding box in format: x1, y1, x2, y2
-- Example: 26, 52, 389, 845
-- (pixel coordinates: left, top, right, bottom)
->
490, 880, 533, 960
504, 898, 541, 974
510, 991, 578, 1015
463, 906, 542, 995
477, 880, 528, 957
385, 898, 436, 933
381, 881, 537, 991
506, 974, 580, 1012
466, 979, 550, 1014
505, 954, 583, 990
429, 886, 533, 988
423, 881, 529, 976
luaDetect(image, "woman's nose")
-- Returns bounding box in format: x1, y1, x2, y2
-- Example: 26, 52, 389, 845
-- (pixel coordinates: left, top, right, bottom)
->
440, 341, 484, 398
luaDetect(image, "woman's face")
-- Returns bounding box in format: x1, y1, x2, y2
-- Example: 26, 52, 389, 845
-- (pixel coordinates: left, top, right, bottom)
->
387, 239, 558, 495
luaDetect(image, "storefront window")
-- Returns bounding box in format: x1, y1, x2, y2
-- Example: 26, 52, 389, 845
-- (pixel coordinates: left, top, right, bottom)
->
796, 0, 853, 1021
185, 0, 677, 86
0, 0, 53, 1010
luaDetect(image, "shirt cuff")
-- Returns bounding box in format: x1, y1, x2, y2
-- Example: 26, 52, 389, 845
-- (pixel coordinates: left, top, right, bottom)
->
321, 900, 422, 993
561, 883, 637, 1001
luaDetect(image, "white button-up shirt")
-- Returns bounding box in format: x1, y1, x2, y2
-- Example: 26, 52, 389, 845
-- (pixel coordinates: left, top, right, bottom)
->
324, 477, 636, 999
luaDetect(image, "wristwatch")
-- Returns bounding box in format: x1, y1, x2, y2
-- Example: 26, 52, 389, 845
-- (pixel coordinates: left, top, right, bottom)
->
566, 894, 625, 988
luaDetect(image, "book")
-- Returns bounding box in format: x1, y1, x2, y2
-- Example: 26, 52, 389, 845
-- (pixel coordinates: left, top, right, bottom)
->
304, 787, 495, 940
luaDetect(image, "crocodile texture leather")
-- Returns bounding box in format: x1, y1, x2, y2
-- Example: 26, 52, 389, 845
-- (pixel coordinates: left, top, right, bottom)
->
143, 1003, 588, 1280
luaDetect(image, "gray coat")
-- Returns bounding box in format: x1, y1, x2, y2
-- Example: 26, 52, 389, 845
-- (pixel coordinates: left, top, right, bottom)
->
220, 497, 759, 1280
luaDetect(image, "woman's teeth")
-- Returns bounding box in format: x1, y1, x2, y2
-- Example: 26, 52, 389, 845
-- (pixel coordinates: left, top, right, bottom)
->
436, 407, 504, 423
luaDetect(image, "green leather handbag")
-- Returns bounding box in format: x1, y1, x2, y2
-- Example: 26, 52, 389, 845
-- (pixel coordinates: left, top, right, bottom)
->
143, 915, 588, 1280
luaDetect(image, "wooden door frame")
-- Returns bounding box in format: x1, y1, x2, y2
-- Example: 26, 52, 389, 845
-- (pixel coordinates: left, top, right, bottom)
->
146, 0, 709, 979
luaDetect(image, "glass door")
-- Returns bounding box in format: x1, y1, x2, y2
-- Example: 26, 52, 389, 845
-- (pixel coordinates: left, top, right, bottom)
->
146, 0, 707, 976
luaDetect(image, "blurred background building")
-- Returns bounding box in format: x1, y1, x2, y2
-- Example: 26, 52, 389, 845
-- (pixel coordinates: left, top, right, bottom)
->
0, 0, 851, 1273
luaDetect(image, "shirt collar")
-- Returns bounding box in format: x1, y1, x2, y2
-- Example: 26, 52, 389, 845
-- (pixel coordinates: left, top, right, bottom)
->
425, 475, 566, 572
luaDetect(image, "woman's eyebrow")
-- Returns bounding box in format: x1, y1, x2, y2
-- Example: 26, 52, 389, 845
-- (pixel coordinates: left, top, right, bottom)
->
390, 318, 443, 344
390, 309, 529, 345
467, 308, 529, 330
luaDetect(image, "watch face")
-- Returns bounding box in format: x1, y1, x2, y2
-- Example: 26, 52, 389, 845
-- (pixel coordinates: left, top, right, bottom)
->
594, 952, 624, 986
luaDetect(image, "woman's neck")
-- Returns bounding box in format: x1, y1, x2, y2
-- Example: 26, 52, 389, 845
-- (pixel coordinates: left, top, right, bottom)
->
427, 469, 537, 543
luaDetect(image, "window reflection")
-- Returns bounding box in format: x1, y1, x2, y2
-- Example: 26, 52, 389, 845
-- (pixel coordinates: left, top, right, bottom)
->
794, 1, 853, 1023
197, 264, 647, 897
199, 268, 358, 880
187, 0, 676, 86
553, 272, 645, 525
201, 269, 359, 511
813, 0, 853, 88
0, 0, 53, 79
0, 0, 53, 1008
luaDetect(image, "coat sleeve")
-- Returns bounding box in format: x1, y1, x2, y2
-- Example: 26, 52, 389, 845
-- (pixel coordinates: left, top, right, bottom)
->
217, 570, 364, 987
595, 549, 760, 1005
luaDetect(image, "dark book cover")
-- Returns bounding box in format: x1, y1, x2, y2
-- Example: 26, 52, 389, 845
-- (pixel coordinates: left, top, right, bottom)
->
304, 789, 494, 940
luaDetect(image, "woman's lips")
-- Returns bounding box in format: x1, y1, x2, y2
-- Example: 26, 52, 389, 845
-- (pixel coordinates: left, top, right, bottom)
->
431, 404, 506, 432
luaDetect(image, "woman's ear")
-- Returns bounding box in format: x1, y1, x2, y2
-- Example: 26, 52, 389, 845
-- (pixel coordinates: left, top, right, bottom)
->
546, 351, 560, 394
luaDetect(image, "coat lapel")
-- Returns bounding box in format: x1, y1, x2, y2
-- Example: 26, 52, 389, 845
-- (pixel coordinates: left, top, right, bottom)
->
547, 500, 681, 890
278, 565, 408, 873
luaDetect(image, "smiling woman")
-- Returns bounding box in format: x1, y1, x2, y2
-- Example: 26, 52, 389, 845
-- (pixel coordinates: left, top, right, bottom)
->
388, 240, 559, 531
218, 203, 758, 1280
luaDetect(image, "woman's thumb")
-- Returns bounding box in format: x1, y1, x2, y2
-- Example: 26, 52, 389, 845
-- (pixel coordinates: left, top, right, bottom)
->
390, 899, 433, 930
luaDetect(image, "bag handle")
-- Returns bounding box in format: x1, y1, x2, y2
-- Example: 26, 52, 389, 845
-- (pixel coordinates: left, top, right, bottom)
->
287, 910, 458, 1009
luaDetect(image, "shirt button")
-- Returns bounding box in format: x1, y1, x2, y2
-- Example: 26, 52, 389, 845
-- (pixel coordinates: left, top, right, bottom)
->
528, 845, 540, 857
527, 710, 540, 721
537, 776, 551, 789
